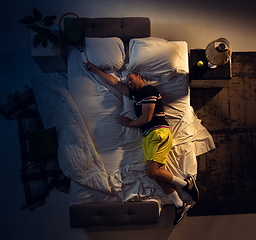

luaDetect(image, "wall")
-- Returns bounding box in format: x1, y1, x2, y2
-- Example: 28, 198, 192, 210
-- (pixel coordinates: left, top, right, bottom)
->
1, 0, 256, 53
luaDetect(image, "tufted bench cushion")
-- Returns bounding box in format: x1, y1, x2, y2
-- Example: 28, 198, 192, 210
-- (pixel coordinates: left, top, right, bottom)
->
70, 201, 160, 228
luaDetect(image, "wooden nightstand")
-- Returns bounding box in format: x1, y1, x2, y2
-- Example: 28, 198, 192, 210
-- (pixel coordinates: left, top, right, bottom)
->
189, 49, 232, 88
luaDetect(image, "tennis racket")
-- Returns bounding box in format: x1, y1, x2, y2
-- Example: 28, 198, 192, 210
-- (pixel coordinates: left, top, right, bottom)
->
59, 12, 88, 63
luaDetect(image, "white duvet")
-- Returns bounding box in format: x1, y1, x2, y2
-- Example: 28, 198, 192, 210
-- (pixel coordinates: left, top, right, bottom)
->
31, 41, 215, 206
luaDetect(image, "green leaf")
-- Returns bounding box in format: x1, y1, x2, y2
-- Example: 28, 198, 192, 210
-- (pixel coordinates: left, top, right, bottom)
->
42, 15, 56, 23
46, 33, 59, 44
43, 20, 54, 27
27, 25, 41, 34
33, 34, 41, 48
33, 8, 42, 22
19, 16, 37, 24
41, 37, 48, 47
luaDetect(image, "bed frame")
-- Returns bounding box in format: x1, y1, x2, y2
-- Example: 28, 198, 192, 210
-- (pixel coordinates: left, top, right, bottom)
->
66, 17, 162, 228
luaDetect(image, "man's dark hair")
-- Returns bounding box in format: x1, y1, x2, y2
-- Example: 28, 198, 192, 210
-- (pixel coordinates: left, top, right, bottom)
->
128, 72, 145, 82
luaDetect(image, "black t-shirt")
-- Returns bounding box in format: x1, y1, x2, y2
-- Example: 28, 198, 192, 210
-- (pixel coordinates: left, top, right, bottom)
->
129, 85, 169, 136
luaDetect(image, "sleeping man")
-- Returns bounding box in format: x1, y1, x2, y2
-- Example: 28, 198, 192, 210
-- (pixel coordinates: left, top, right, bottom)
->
85, 62, 199, 225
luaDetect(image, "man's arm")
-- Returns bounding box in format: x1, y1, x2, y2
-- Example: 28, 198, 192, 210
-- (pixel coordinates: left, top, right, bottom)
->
85, 62, 129, 97
117, 103, 155, 127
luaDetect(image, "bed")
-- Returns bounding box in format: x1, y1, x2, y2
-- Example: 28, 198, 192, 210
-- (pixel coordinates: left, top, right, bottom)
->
30, 17, 215, 227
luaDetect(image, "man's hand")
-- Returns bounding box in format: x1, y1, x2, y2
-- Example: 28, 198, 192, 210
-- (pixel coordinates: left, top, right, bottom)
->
117, 115, 132, 127
84, 62, 98, 73
117, 103, 155, 128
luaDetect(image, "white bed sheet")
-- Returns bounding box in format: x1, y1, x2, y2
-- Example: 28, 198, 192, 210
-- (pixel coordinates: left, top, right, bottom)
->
31, 41, 215, 208
65, 44, 215, 206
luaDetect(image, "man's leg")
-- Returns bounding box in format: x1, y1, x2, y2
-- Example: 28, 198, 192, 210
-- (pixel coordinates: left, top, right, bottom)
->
146, 160, 199, 202
146, 160, 192, 225
146, 160, 187, 188
143, 129, 199, 202
155, 179, 184, 208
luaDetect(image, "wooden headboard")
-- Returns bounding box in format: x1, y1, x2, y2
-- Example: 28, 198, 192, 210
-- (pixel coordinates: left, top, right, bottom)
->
64, 17, 151, 44
81, 17, 150, 43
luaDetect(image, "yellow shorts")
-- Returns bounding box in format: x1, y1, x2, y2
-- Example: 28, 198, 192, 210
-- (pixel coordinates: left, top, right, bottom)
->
142, 128, 173, 165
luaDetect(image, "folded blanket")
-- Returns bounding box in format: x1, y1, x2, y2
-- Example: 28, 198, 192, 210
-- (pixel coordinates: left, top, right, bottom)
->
0, 87, 70, 211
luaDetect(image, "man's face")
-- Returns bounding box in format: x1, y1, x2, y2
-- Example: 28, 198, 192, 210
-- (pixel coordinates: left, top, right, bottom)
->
126, 73, 141, 91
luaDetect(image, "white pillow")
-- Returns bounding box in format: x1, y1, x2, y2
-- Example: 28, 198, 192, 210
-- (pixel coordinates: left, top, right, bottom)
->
126, 37, 188, 81
85, 37, 125, 70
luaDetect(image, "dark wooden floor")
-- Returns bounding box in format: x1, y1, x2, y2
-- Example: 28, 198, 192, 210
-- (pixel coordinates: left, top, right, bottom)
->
189, 52, 256, 216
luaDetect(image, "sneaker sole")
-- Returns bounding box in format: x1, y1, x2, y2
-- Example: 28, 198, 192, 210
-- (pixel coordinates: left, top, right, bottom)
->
173, 204, 192, 225
190, 176, 199, 201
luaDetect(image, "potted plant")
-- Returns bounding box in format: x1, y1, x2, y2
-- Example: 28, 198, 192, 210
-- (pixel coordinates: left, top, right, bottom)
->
19, 8, 59, 48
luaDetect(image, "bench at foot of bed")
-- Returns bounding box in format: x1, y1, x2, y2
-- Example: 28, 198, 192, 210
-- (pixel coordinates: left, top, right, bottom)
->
70, 201, 160, 228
